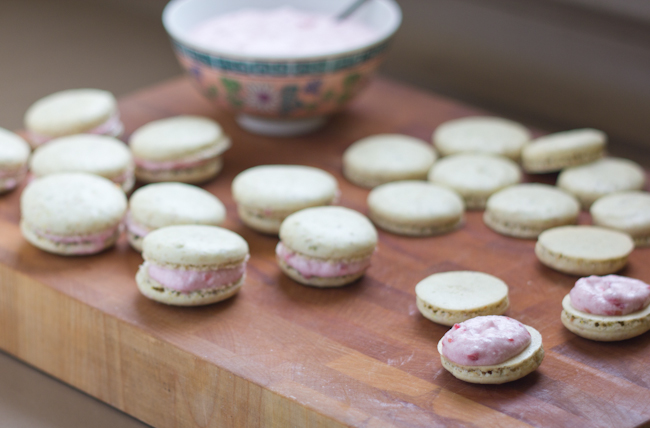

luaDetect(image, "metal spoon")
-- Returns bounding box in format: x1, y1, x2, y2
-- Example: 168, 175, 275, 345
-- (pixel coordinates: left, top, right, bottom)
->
336, 0, 371, 21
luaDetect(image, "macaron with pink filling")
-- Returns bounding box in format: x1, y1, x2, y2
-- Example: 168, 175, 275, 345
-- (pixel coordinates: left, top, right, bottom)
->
437, 315, 544, 384
0, 127, 30, 194
20, 172, 127, 255
276, 206, 378, 287
136, 225, 249, 306
561, 275, 650, 341
130, 115, 231, 184
24, 88, 123, 148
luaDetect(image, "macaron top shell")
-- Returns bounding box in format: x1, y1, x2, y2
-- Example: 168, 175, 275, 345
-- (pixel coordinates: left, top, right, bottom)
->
0, 127, 30, 168
343, 134, 436, 179
368, 181, 464, 224
537, 226, 634, 261
24, 89, 117, 137
433, 116, 531, 159
486, 184, 580, 222
558, 158, 646, 196
21, 172, 127, 235
416, 271, 508, 311
30, 134, 132, 178
130, 115, 230, 161
143, 225, 249, 267
428, 153, 522, 193
129, 183, 226, 229
591, 191, 650, 235
523, 128, 606, 158
232, 165, 338, 211
280, 206, 377, 259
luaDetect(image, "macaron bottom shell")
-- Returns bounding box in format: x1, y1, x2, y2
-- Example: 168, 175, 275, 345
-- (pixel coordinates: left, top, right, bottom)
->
534, 242, 629, 276
277, 257, 367, 288
483, 211, 576, 239
238, 206, 288, 235
416, 295, 509, 326
135, 157, 223, 184
370, 213, 463, 237
136, 264, 244, 306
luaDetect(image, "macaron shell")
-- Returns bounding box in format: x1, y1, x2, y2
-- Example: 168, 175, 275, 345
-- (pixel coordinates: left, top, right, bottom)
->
30, 134, 133, 179
25, 89, 117, 137
433, 116, 531, 160
522, 128, 606, 173
0, 127, 31, 168
20, 172, 127, 235
129, 183, 226, 230
561, 294, 650, 341
279, 206, 377, 259
437, 325, 544, 384
135, 156, 224, 184
142, 225, 249, 267
591, 191, 650, 246
130, 115, 229, 161
343, 134, 437, 188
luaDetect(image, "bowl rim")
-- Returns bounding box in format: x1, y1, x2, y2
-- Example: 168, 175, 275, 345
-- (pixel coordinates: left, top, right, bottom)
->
162, 0, 402, 62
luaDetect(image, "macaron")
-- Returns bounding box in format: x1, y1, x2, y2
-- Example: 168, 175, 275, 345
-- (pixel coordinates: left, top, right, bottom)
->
484, 183, 580, 238
415, 271, 509, 326
427, 153, 522, 210
0, 127, 30, 194
130, 115, 231, 184
126, 182, 227, 252
342, 134, 437, 188
437, 316, 544, 384
557, 157, 646, 209
24, 88, 123, 148
232, 165, 339, 234
276, 206, 378, 287
561, 275, 650, 341
535, 225, 634, 275
29, 134, 135, 193
136, 225, 249, 306
522, 128, 606, 173
20, 172, 127, 255
433, 116, 531, 160
590, 191, 650, 247
367, 181, 464, 236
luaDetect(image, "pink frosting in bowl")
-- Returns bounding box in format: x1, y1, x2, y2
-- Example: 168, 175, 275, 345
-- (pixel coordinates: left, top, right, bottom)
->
569, 275, 650, 316
440, 316, 532, 366
275, 242, 371, 279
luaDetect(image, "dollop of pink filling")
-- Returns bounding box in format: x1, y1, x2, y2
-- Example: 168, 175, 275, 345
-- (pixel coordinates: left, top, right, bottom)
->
441, 316, 531, 366
134, 144, 226, 171
147, 261, 246, 293
570, 275, 650, 316
275, 242, 371, 279
27, 113, 123, 147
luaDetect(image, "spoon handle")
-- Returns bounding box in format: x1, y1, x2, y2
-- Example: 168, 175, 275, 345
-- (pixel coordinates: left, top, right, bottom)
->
336, 0, 371, 21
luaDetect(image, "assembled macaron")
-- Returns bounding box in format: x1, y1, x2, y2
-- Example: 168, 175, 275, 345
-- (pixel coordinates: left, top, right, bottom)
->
136, 225, 249, 306
433, 116, 531, 160
416, 271, 509, 326
276, 206, 378, 287
130, 115, 231, 183
29, 134, 135, 193
232, 165, 339, 234
24, 88, 123, 148
20, 172, 127, 255
522, 128, 606, 173
343, 134, 437, 188
367, 181, 464, 236
0, 127, 30, 194
126, 182, 226, 251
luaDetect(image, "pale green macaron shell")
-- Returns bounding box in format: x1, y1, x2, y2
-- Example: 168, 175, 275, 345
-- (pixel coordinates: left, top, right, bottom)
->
428, 153, 522, 210
367, 181, 464, 236
484, 183, 580, 239
416, 271, 509, 326
433, 116, 531, 160
557, 157, 646, 209
343, 134, 437, 188
591, 191, 650, 247
522, 128, 606, 173
0, 127, 30, 193
535, 225, 634, 275
232, 165, 339, 234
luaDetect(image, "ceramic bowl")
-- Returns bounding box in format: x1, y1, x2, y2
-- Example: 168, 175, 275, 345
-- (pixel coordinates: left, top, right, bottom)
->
163, 0, 402, 136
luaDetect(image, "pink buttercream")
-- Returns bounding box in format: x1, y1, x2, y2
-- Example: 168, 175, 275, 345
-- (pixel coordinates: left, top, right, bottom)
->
147, 262, 246, 293
134, 144, 227, 172
570, 275, 650, 316
35, 223, 121, 245
441, 316, 531, 366
275, 242, 371, 278
124, 211, 151, 238
27, 113, 124, 147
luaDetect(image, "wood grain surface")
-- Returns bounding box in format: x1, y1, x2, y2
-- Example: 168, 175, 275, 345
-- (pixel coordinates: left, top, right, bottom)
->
1, 77, 650, 428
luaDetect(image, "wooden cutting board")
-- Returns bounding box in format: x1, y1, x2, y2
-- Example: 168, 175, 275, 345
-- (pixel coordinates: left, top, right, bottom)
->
1, 77, 649, 428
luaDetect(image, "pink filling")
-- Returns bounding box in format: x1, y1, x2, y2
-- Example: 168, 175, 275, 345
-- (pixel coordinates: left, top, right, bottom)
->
134, 144, 226, 172
441, 316, 531, 366
275, 242, 371, 279
147, 261, 246, 293
33, 223, 122, 254
28, 113, 123, 147
0, 165, 27, 190
570, 275, 650, 316
124, 211, 151, 238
